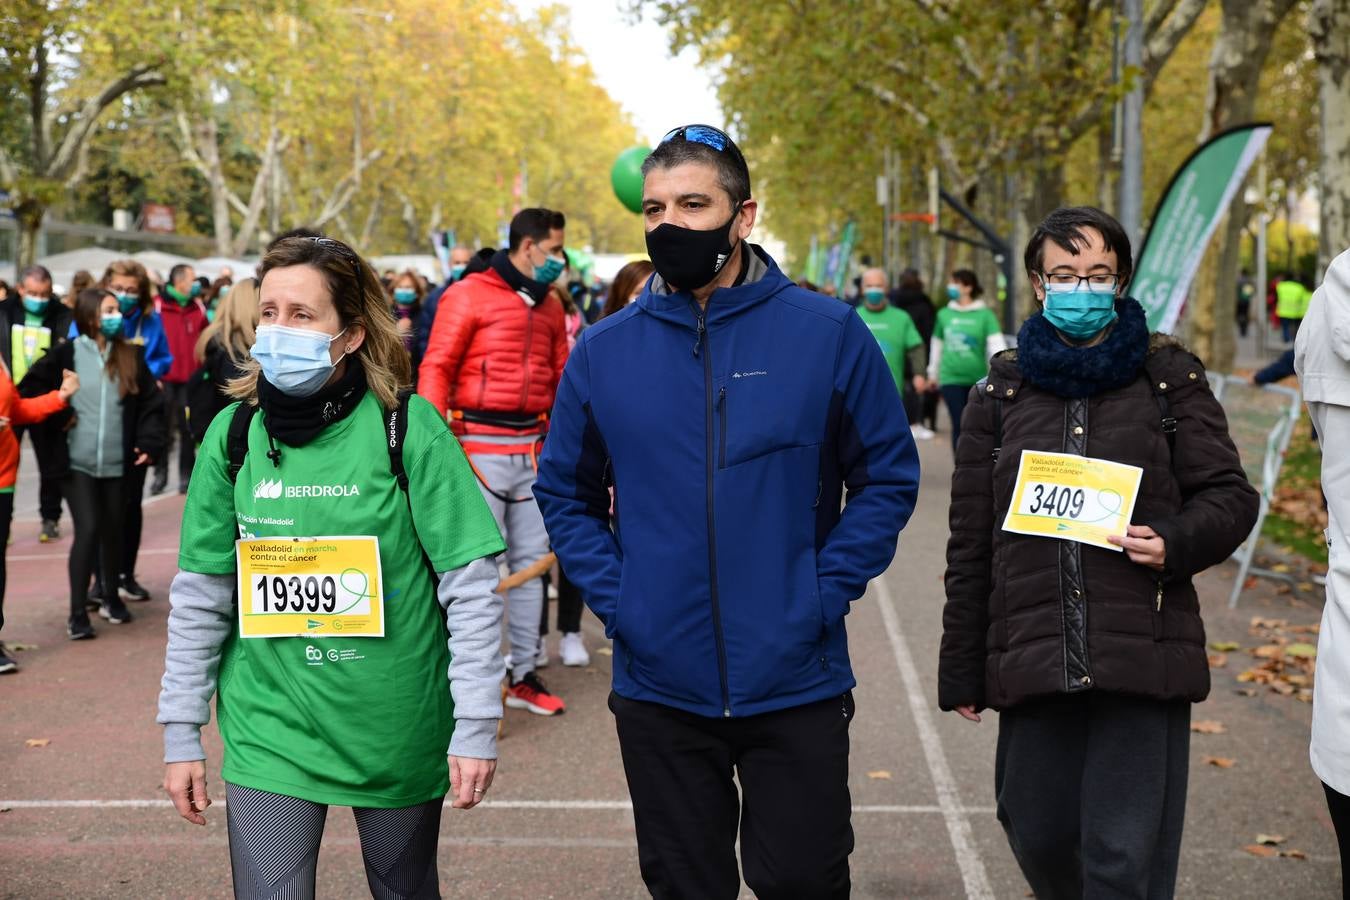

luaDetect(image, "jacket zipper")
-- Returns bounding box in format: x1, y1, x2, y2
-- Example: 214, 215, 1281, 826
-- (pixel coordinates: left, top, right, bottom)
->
695, 308, 732, 717
1155, 578, 1164, 612
519, 309, 535, 409
717, 387, 727, 469
478, 360, 488, 408
95, 360, 108, 474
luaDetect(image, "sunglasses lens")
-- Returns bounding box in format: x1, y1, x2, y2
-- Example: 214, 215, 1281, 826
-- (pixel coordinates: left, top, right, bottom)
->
660, 125, 730, 153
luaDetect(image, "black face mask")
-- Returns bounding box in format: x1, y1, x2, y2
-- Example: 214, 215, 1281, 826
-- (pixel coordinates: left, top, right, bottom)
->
645, 203, 742, 292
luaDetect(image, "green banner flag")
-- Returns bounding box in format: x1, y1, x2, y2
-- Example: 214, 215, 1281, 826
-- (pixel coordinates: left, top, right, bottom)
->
1132, 123, 1272, 333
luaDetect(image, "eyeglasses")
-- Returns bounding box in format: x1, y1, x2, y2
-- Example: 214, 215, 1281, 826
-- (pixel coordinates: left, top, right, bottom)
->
661, 124, 747, 167
308, 236, 362, 270
1040, 271, 1120, 291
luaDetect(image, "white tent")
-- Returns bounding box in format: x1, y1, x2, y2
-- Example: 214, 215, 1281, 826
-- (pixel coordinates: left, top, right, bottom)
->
132, 250, 197, 282
195, 256, 258, 281
31, 247, 123, 294
371, 254, 442, 281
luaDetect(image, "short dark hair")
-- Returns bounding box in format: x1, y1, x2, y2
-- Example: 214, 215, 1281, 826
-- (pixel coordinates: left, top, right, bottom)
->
464, 247, 496, 278
509, 208, 565, 252
1024, 206, 1133, 288
18, 265, 52, 286
952, 268, 983, 299
642, 129, 751, 206
168, 263, 194, 285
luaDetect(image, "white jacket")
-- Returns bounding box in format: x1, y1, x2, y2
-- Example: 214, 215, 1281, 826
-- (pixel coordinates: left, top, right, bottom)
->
1296, 248, 1350, 794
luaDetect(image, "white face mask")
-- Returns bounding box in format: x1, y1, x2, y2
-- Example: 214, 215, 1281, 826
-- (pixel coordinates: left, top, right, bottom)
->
251, 324, 348, 397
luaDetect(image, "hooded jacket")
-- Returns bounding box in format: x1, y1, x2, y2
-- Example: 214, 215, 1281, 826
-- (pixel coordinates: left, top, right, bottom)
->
157, 294, 209, 384
939, 300, 1259, 712
535, 245, 921, 718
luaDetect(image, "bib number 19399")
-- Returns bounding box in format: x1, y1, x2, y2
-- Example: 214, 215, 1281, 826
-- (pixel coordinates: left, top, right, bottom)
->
254, 574, 339, 614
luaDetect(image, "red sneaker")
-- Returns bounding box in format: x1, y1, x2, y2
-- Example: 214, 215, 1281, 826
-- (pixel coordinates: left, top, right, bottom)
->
506, 671, 566, 716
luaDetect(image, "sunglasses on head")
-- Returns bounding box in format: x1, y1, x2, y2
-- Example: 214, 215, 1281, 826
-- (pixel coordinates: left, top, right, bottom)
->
661, 124, 746, 166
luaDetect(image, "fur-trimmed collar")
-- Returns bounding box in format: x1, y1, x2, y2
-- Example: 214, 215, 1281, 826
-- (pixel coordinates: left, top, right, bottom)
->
1014, 297, 1150, 398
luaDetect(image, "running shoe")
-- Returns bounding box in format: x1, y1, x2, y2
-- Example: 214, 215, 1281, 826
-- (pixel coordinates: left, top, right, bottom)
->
119, 575, 151, 602
86, 581, 104, 611
39, 519, 60, 543
67, 614, 97, 640
559, 632, 590, 667
98, 599, 133, 625
0, 642, 17, 673
911, 425, 936, 441
506, 671, 566, 716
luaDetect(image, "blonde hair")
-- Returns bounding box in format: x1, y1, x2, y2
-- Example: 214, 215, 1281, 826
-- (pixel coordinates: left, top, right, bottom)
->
196, 278, 260, 364
228, 236, 410, 410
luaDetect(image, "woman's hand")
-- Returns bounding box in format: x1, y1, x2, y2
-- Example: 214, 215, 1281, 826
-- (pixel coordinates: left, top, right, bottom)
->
396, 317, 413, 335
954, 705, 982, 723
164, 761, 211, 825
449, 755, 497, 810
59, 369, 79, 401
132, 448, 151, 466
1108, 524, 1167, 571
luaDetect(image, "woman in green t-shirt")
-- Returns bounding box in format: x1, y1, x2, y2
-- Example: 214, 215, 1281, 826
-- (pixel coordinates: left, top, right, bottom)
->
927, 269, 1007, 451
157, 235, 506, 899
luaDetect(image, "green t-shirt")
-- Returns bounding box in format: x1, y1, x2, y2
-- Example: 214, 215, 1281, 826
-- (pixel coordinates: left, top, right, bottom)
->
934, 303, 1001, 386
179, 391, 505, 808
858, 305, 921, 392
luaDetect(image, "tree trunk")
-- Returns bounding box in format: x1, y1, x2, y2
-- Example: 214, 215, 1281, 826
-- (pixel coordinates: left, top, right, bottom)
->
1312, 0, 1350, 273
15, 200, 43, 271
1187, 0, 1297, 368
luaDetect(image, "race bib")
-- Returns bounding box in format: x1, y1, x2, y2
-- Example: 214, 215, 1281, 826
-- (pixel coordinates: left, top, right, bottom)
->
236, 536, 385, 638
1001, 451, 1143, 552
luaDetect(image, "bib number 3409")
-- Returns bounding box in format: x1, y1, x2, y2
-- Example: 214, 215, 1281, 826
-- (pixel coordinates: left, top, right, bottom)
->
1022, 483, 1086, 519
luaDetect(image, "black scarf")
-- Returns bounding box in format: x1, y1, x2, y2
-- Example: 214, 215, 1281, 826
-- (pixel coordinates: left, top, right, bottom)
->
1016, 297, 1150, 399
257, 358, 368, 450
490, 249, 553, 305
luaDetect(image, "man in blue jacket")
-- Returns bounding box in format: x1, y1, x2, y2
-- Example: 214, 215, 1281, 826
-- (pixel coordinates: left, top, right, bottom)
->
535, 125, 920, 899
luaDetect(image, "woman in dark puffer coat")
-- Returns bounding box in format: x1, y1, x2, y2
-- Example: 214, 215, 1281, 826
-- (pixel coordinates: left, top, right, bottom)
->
939, 207, 1258, 900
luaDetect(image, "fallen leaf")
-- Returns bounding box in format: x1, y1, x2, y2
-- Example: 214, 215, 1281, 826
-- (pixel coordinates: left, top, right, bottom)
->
867, 770, 893, 780
1203, 756, 1236, 768
1297, 582, 1315, 592
1243, 844, 1279, 858
8, 642, 36, 651
1208, 653, 1229, 668
1283, 849, 1308, 860
0, 807, 9, 813
1271, 563, 1292, 574
1191, 720, 1227, 735
1253, 644, 1285, 659
1286, 643, 1318, 659
594, 647, 613, 656
1256, 834, 1286, 845
1234, 688, 1259, 697
24, 738, 49, 748
1210, 641, 1241, 652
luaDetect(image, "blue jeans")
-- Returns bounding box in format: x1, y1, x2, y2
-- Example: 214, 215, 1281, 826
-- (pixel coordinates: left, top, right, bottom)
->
940, 384, 973, 452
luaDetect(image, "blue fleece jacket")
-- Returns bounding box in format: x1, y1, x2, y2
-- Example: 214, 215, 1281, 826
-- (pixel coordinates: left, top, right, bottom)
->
535, 246, 920, 717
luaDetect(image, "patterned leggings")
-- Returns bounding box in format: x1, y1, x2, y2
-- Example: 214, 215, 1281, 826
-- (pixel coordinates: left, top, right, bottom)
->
225, 783, 443, 899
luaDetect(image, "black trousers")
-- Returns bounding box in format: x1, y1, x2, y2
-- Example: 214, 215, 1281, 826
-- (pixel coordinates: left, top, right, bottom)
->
1323, 783, 1350, 899
154, 381, 194, 486
540, 565, 584, 635
14, 425, 65, 522
610, 690, 854, 900
940, 384, 972, 452
63, 472, 124, 617
120, 463, 148, 578
0, 491, 12, 634
995, 692, 1191, 900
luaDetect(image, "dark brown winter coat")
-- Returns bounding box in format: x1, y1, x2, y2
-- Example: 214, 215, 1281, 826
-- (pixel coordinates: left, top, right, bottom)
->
938, 334, 1259, 712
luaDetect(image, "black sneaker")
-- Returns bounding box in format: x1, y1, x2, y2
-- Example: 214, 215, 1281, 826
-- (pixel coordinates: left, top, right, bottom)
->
99, 600, 133, 625
39, 519, 60, 543
86, 581, 104, 611
68, 615, 97, 640
0, 642, 17, 673
118, 576, 151, 602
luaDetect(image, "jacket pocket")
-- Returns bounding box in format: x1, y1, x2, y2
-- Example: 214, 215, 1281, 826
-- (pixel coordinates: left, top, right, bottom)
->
477, 360, 489, 408
718, 387, 727, 469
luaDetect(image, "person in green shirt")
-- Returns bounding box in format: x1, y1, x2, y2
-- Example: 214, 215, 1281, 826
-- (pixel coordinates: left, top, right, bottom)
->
157, 235, 507, 899
928, 268, 1007, 451
857, 268, 931, 439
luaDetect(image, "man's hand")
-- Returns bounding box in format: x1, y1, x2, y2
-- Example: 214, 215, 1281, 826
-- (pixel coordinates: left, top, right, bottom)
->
911, 375, 928, 394
954, 705, 981, 723
132, 448, 151, 466
1107, 524, 1167, 571
449, 755, 496, 810
59, 369, 79, 401
397, 317, 413, 335
164, 760, 211, 825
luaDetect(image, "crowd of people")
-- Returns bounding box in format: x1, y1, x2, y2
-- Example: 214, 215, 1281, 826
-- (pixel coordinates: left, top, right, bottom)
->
2, 120, 1345, 899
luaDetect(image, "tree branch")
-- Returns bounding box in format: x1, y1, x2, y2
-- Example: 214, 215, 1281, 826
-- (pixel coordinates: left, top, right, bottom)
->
47, 66, 166, 182
1143, 0, 1208, 82
908, 0, 987, 83
311, 149, 384, 228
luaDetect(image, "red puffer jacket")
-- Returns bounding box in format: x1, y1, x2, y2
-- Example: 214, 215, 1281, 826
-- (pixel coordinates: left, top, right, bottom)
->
417, 267, 568, 440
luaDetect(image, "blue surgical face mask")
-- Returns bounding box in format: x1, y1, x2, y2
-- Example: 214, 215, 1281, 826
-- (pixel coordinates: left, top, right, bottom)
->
99, 313, 124, 338
251, 323, 349, 398
1041, 284, 1119, 339
863, 287, 887, 307
115, 292, 139, 314
22, 295, 49, 316
450, 264, 467, 282
189, 282, 203, 298
946, 284, 961, 302
534, 253, 566, 284
393, 287, 417, 305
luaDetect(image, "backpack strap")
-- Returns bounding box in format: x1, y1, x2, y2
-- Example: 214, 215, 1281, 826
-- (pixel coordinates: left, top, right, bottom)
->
226, 403, 258, 484
386, 390, 413, 494
1152, 385, 1178, 460
991, 395, 1003, 462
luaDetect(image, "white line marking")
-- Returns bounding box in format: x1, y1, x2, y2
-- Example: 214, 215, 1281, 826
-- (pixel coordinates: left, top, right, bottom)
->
874, 576, 995, 899
0, 798, 996, 814
8, 547, 178, 562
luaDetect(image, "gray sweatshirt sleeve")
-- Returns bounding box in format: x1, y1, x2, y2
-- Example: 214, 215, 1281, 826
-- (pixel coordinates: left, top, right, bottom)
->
156, 571, 236, 763
440, 556, 505, 759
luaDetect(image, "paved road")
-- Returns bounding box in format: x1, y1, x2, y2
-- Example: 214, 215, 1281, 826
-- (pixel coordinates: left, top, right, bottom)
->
0, 431, 1341, 898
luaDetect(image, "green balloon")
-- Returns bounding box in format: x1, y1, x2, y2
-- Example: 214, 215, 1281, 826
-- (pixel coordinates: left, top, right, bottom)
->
611, 146, 651, 214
